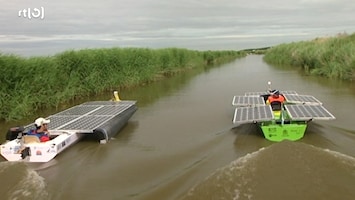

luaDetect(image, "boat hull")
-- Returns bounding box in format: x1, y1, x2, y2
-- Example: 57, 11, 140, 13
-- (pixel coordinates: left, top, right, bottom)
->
0, 132, 84, 162
260, 121, 307, 142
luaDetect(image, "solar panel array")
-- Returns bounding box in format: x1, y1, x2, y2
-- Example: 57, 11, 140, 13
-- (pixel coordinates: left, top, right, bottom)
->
284, 94, 322, 105
285, 104, 335, 120
232, 96, 265, 106
232, 90, 336, 124
245, 90, 298, 96
233, 105, 274, 124
25, 101, 136, 133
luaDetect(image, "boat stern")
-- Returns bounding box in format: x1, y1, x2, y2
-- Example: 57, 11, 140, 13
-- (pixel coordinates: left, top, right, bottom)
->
260, 121, 308, 142
0, 133, 83, 162
0, 139, 58, 162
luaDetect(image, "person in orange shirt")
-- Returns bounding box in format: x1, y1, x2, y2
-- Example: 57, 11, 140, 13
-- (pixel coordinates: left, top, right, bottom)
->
267, 90, 285, 111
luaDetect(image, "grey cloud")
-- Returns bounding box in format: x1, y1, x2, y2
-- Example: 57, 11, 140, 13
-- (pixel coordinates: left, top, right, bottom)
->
1, 0, 355, 56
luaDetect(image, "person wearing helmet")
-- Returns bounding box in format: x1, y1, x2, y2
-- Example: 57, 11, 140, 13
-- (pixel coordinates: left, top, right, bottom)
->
27, 117, 51, 142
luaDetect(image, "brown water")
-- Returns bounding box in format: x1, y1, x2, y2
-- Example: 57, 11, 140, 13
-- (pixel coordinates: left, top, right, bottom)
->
1, 55, 355, 200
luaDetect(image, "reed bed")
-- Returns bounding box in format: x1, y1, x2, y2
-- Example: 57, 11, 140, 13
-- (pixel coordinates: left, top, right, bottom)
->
0, 47, 244, 121
263, 32, 355, 81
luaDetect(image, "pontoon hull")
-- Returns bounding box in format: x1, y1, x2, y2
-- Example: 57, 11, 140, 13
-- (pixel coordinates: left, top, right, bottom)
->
94, 104, 137, 144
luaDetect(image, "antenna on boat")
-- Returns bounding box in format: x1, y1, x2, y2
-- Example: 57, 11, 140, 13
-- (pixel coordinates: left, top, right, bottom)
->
113, 91, 121, 101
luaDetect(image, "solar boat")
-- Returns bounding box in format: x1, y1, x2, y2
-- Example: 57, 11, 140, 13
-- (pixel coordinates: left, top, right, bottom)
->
0, 92, 137, 162
232, 88, 335, 142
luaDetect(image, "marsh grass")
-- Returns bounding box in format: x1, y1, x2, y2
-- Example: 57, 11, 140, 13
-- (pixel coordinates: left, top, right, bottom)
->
0, 47, 244, 121
263, 32, 355, 81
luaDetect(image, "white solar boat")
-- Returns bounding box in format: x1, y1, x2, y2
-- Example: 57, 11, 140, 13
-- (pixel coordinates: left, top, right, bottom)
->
232, 88, 335, 142
0, 92, 137, 162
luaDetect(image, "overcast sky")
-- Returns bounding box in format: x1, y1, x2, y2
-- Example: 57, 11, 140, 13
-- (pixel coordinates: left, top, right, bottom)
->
1, 0, 354, 56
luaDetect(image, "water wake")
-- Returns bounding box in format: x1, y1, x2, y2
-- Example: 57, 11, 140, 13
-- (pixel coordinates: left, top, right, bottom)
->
180, 141, 355, 200
0, 162, 50, 200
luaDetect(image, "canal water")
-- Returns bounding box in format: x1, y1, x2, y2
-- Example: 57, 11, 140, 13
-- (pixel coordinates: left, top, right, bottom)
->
1, 55, 355, 200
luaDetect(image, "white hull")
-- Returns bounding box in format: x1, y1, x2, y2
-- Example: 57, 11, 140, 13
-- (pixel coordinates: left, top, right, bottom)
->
0, 132, 84, 162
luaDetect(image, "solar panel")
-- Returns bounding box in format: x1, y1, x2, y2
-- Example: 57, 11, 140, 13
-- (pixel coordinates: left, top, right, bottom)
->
56, 116, 114, 131
55, 105, 102, 116
233, 105, 274, 124
232, 96, 265, 106
284, 94, 322, 105
244, 92, 269, 96
245, 90, 298, 96
82, 100, 136, 106
19, 101, 136, 134
285, 104, 336, 120
46, 116, 80, 129
280, 91, 298, 95
89, 104, 132, 116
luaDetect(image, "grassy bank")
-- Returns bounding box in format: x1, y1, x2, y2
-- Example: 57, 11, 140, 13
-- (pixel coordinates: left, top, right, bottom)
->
263, 32, 355, 81
0, 47, 245, 121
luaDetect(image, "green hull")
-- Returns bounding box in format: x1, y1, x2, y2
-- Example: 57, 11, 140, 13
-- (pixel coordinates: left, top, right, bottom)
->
260, 121, 307, 142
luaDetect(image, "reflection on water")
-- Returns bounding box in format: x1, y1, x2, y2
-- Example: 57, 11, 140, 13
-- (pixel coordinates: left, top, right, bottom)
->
180, 141, 355, 200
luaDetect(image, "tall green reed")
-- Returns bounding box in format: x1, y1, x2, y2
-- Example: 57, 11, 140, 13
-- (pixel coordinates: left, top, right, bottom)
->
0, 48, 244, 121
263, 32, 355, 81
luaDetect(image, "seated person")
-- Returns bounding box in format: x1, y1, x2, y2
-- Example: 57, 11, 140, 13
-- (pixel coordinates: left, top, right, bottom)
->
266, 90, 285, 111
27, 117, 51, 142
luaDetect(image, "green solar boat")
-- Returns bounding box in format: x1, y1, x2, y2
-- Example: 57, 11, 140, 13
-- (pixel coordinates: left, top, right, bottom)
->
232, 85, 335, 142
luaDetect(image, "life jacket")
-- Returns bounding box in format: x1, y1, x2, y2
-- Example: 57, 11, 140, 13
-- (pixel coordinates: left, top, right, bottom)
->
39, 135, 50, 142
268, 95, 285, 104
267, 95, 285, 111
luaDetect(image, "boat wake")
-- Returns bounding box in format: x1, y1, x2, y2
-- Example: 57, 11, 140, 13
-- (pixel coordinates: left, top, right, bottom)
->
0, 162, 50, 200
179, 140, 355, 200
